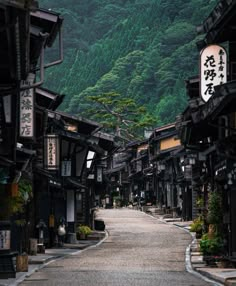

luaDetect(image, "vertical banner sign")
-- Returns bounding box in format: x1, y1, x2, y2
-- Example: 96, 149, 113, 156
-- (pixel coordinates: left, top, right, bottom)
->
20, 73, 35, 138
44, 135, 59, 170
0, 230, 11, 250
61, 160, 72, 176
200, 45, 227, 102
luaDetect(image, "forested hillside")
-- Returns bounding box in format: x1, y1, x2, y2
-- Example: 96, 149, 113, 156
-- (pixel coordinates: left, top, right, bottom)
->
40, 0, 218, 131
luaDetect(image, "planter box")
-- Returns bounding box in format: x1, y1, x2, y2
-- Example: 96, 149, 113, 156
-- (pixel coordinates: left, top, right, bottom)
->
78, 233, 87, 240
16, 254, 28, 272
216, 260, 230, 268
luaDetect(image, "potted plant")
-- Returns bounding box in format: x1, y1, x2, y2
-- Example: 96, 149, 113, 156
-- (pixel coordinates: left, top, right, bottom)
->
0, 179, 32, 272
196, 196, 204, 210
200, 233, 224, 266
200, 234, 224, 255
207, 191, 223, 233
214, 256, 230, 268
15, 179, 32, 272
76, 225, 92, 240
190, 217, 204, 239
0, 178, 32, 220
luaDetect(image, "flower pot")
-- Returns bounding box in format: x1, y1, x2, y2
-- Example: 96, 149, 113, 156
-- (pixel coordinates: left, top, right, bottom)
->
216, 260, 229, 268
79, 233, 87, 240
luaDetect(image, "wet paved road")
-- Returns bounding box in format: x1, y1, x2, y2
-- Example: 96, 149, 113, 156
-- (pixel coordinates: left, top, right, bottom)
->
20, 209, 213, 286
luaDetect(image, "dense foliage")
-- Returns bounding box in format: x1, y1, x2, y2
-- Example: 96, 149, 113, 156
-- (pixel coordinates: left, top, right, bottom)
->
87, 91, 155, 141
39, 0, 218, 132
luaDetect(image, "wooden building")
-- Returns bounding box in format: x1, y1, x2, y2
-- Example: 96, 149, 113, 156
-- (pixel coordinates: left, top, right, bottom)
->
177, 0, 236, 260
104, 147, 130, 207
0, 0, 63, 277
37, 110, 104, 245
149, 123, 183, 216
86, 131, 116, 224
126, 140, 153, 206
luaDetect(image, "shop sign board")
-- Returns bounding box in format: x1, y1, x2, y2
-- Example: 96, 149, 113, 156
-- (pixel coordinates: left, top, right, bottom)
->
200, 45, 227, 102
61, 160, 71, 176
44, 135, 60, 170
19, 73, 35, 138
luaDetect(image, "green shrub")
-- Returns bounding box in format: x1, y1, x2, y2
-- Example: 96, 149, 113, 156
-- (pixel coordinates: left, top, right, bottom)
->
190, 217, 203, 233
200, 234, 224, 255
196, 196, 204, 208
207, 191, 222, 225
76, 225, 92, 235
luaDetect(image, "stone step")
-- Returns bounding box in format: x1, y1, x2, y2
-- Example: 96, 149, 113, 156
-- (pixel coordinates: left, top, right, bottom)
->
192, 263, 206, 268
191, 252, 202, 256
191, 256, 204, 264
28, 255, 55, 265
226, 279, 236, 286
87, 231, 104, 240
191, 245, 201, 252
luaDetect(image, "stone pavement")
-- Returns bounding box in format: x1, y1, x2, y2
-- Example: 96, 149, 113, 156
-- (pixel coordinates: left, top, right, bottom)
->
1, 209, 236, 286
154, 211, 236, 286
0, 231, 107, 286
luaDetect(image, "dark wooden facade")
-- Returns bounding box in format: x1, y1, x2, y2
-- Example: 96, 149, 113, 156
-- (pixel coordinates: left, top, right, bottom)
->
177, 0, 236, 260
0, 0, 63, 277
0, 0, 116, 270
38, 110, 104, 245
126, 140, 153, 206
148, 124, 184, 216
104, 147, 130, 207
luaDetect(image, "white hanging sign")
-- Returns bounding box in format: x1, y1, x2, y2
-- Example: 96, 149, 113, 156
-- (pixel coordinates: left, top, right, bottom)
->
19, 73, 35, 137
44, 135, 60, 170
200, 45, 227, 102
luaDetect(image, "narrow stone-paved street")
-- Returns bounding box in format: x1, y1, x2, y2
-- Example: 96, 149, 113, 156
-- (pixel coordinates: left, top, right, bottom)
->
19, 209, 213, 286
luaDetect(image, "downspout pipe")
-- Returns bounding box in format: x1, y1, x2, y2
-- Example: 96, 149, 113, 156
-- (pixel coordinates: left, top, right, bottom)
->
44, 27, 63, 69
20, 32, 49, 91
33, 26, 64, 71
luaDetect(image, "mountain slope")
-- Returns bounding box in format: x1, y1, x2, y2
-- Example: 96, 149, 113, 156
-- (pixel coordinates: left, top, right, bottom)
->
40, 0, 218, 126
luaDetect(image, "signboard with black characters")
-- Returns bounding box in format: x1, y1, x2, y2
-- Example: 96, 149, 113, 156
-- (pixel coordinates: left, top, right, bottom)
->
19, 73, 35, 138
200, 45, 227, 102
44, 134, 60, 170
61, 159, 72, 176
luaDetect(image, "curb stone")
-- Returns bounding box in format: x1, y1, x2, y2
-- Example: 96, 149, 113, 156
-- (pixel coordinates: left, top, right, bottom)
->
143, 210, 224, 286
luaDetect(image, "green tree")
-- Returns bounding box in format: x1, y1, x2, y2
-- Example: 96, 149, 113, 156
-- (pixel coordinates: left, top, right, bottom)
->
87, 91, 154, 142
